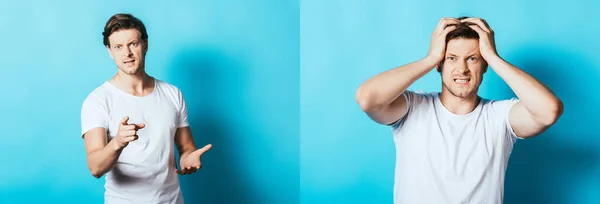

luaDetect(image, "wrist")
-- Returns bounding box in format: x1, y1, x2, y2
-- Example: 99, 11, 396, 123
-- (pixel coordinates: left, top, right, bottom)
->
483, 54, 503, 67
108, 139, 124, 152
422, 55, 442, 69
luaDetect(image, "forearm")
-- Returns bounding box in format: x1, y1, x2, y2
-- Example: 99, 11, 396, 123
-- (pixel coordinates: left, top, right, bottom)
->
356, 56, 438, 111
174, 126, 198, 162
87, 140, 122, 178
488, 56, 563, 124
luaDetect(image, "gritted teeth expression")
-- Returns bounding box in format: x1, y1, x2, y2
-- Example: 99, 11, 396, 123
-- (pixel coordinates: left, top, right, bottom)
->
440, 38, 486, 98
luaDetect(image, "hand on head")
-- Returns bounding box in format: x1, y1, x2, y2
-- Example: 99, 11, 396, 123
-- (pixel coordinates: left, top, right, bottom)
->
427, 18, 460, 64
459, 17, 497, 60
427, 17, 497, 65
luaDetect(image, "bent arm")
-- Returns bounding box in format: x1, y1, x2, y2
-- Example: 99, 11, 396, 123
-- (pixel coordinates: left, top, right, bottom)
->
355, 57, 438, 125
489, 57, 563, 138
83, 128, 123, 178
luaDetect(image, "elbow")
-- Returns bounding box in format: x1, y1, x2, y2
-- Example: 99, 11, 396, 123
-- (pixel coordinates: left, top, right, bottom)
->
88, 166, 104, 179
90, 169, 102, 179
538, 99, 564, 126
355, 86, 381, 112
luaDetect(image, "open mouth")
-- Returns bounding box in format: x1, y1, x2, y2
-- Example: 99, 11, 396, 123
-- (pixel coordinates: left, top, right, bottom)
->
124, 59, 135, 64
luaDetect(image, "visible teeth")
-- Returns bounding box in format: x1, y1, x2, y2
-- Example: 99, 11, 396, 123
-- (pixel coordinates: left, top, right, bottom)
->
455, 79, 468, 83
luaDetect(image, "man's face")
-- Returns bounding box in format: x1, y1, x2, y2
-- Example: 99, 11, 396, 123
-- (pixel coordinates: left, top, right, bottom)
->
439, 38, 487, 98
107, 29, 147, 75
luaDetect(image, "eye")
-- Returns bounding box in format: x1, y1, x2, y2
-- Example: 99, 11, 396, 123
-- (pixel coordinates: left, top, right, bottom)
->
446, 56, 456, 61
114, 45, 121, 50
468, 56, 478, 61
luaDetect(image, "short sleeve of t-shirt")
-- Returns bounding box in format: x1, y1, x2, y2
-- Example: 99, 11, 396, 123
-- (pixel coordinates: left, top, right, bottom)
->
489, 98, 521, 141
390, 90, 428, 129
175, 88, 190, 128
80, 93, 109, 137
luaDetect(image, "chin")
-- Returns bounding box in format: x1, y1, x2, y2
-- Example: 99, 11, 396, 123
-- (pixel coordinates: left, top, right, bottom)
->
449, 89, 476, 98
120, 68, 138, 75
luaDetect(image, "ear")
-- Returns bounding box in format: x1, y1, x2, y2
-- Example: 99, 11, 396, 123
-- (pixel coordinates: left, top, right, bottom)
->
483, 62, 488, 73
143, 39, 149, 54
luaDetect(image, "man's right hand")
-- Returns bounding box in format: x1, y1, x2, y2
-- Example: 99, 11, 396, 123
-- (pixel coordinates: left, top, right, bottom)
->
426, 17, 459, 65
113, 116, 145, 151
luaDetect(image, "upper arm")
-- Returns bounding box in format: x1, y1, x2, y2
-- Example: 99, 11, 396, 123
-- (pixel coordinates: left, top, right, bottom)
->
80, 93, 109, 154
175, 87, 190, 128
364, 92, 409, 126
83, 128, 108, 155
172, 87, 195, 153
508, 101, 550, 138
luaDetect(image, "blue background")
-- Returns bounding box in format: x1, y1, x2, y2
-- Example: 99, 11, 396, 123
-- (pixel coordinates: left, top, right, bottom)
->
301, 0, 600, 203
2, 0, 600, 204
0, 0, 299, 203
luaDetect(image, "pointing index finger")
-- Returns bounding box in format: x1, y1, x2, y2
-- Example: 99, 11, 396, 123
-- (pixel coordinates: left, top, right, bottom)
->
135, 123, 145, 130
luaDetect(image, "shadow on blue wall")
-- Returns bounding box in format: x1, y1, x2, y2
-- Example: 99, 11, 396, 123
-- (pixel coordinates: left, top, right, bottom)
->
498, 45, 599, 204
167, 47, 261, 204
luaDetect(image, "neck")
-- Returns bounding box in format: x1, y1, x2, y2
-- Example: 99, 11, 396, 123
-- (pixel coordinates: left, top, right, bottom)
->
439, 89, 480, 115
111, 70, 154, 96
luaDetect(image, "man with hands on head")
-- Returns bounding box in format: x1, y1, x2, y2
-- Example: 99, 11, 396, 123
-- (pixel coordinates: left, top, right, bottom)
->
355, 16, 563, 204
80, 13, 212, 204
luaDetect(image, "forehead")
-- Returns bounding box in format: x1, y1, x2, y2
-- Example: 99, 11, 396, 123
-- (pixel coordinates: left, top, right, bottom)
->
446, 38, 479, 55
108, 29, 142, 44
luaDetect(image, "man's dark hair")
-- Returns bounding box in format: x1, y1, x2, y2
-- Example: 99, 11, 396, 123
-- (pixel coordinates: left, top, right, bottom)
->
102, 13, 148, 47
438, 16, 487, 72
445, 16, 479, 43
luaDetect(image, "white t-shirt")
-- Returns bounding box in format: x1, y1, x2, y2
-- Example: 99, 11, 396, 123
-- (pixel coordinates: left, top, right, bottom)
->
391, 90, 520, 204
80, 79, 188, 204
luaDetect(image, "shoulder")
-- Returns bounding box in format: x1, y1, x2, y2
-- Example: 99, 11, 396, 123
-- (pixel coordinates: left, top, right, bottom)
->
155, 78, 182, 94
82, 82, 112, 104
404, 90, 438, 104
80, 82, 113, 116
481, 97, 520, 115
154, 79, 186, 106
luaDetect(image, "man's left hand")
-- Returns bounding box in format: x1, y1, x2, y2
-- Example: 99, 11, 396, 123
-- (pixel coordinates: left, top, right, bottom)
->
177, 144, 212, 175
461, 18, 499, 61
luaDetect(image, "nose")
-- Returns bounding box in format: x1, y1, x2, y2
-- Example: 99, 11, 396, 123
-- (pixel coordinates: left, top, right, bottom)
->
455, 60, 469, 74
123, 46, 133, 57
